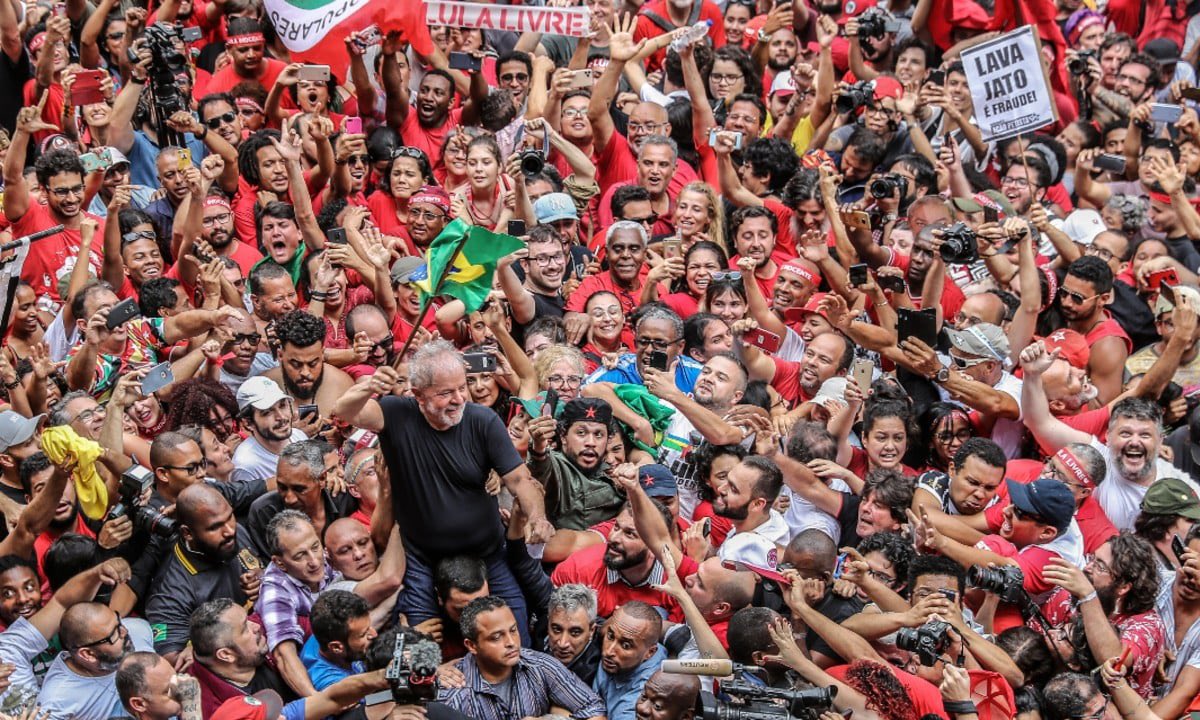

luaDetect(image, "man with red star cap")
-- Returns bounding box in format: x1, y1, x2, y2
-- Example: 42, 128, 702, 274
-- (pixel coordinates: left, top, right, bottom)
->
526, 397, 625, 531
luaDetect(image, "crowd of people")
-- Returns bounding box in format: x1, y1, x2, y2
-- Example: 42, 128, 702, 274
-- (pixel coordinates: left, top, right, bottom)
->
0, 0, 1197, 717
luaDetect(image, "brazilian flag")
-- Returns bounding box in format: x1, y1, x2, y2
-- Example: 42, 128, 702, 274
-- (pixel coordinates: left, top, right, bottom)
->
413, 218, 525, 314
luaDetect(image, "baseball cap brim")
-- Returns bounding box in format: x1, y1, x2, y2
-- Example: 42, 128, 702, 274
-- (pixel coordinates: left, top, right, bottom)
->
243, 386, 291, 412
722, 558, 791, 585
0, 413, 43, 452
1005, 479, 1042, 518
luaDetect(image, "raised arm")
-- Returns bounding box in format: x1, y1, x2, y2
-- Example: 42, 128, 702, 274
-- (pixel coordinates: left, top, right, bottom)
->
588, 14, 645, 156
332, 368, 394, 433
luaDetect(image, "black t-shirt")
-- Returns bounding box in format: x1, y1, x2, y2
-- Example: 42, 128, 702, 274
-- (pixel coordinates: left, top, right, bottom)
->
835, 492, 863, 549
0, 48, 30, 136
1110, 279, 1157, 351
378, 397, 523, 559
805, 592, 864, 665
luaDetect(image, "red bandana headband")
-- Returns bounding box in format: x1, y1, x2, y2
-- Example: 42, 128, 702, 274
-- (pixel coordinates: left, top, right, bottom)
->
28, 32, 47, 53
780, 261, 818, 285
235, 97, 264, 114
1054, 447, 1093, 489
204, 195, 231, 210
1148, 191, 1200, 210
227, 32, 265, 47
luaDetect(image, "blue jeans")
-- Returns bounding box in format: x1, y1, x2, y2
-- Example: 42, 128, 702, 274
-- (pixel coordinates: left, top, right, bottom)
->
397, 545, 531, 645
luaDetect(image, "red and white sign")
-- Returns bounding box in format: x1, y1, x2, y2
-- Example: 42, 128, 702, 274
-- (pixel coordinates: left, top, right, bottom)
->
426, 0, 591, 37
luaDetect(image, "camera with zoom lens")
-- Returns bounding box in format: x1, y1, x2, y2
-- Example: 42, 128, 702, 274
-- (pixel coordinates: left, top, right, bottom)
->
384, 633, 442, 705
699, 679, 836, 720
967, 564, 1026, 604
109, 465, 177, 539
938, 222, 980, 265
143, 23, 190, 120
836, 81, 875, 115
518, 148, 545, 175
895, 620, 952, 666
1068, 49, 1097, 76
856, 7, 902, 39
869, 173, 909, 201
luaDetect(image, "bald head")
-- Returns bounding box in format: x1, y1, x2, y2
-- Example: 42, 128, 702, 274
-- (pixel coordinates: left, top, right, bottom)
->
175, 483, 230, 529
61, 602, 117, 651
784, 529, 836, 580
637, 670, 700, 720
711, 562, 756, 611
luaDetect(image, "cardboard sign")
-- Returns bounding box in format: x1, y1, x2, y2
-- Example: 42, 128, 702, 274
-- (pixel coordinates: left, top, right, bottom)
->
426, 0, 591, 37
961, 25, 1057, 142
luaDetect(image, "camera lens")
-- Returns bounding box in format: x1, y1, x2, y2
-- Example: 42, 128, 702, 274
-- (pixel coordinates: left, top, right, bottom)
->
520, 151, 544, 175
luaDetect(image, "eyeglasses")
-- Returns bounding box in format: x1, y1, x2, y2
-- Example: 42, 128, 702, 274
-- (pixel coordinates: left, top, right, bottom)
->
627, 122, 665, 134
934, 428, 972, 443
232, 332, 261, 346
393, 146, 425, 160
49, 184, 85, 198
1084, 245, 1115, 262
239, 107, 260, 117
711, 271, 743, 282
370, 334, 394, 352
106, 31, 125, 40
530, 252, 565, 266
71, 406, 105, 424
950, 354, 989, 369
635, 336, 680, 350
1000, 176, 1030, 188
1116, 73, 1147, 87
202, 212, 232, 227
1084, 554, 1112, 576
500, 72, 529, 83
205, 111, 237, 129
162, 460, 206, 476
562, 108, 588, 118
410, 209, 447, 222
867, 569, 896, 587
73, 620, 125, 650
952, 312, 984, 327
1060, 288, 1098, 305
547, 374, 584, 388
346, 154, 370, 165
711, 73, 744, 85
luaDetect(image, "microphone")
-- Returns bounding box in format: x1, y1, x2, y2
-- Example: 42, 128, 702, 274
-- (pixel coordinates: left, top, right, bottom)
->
661, 659, 741, 676
0, 225, 67, 253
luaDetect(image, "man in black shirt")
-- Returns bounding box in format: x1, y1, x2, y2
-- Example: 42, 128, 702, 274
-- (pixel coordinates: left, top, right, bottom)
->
0, 0, 29, 136
334, 339, 554, 643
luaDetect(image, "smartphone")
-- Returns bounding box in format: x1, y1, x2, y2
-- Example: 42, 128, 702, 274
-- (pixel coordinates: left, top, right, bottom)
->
927, 69, 945, 86
72, 70, 106, 105
507, 220, 527, 237
141, 361, 174, 395
700, 517, 711, 538
541, 389, 559, 418
841, 209, 872, 231
354, 24, 382, 48
1150, 103, 1185, 124
298, 64, 331, 82
464, 352, 497, 373
852, 357, 873, 391
238, 548, 261, 573
297, 404, 319, 420
180, 26, 203, 42
106, 298, 141, 330
743, 328, 782, 354
1183, 87, 1200, 102
708, 128, 743, 149
326, 228, 348, 245
53, 1, 65, 14
648, 350, 669, 372
448, 52, 482, 72
897, 307, 938, 347
345, 116, 363, 134
661, 238, 682, 259
848, 263, 868, 287
80, 152, 106, 173
177, 148, 192, 170
983, 206, 999, 224
1174, 534, 1188, 563
937, 588, 958, 602
1094, 153, 1127, 174
569, 69, 592, 89
833, 553, 848, 580
1148, 268, 1180, 291
878, 274, 905, 292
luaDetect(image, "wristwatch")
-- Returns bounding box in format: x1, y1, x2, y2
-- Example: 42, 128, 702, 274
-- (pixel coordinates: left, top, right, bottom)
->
934, 367, 950, 383
756, 28, 770, 44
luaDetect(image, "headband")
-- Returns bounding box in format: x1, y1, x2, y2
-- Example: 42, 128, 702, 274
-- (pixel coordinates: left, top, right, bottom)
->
1054, 447, 1094, 489
781, 261, 818, 285
204, 195, 231, 210
410, 187, 451, 213
1040, 266, 1059, 311
28, 32, 46, 53
1148, 190, 1200, 209
235, 97, 264, 113
227, 32, 265, 47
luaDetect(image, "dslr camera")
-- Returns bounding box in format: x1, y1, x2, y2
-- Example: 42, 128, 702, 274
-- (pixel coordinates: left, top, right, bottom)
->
968, 564, 1026, 604
384, 633, 442, 705
142, 24, 190, 120
699, 679, 836, 720
895, 619, 952, 666
856, 7, 902, 40
869, 173, 909, 201
518, 147, 545, 175
109, 465, 177, 539
1068, 49, 1097, 76
836, 81, 875, 115
938, 222, 980, 264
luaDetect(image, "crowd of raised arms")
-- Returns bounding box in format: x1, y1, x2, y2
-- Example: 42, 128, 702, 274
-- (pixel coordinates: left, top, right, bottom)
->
3, 0, 1200, 718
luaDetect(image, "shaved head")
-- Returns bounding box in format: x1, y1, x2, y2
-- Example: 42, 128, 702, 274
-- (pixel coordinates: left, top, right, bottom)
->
175, 483, 229, 528
637, 670, 699, 720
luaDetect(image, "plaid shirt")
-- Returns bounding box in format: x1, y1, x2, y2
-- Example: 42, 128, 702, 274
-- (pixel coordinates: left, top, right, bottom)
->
254, 562, 339, 651
438, 649, 605, 720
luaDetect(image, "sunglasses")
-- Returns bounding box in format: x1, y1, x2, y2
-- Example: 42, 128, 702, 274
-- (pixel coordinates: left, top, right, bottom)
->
232, 332, 261, 346
205, 111, 237, 129
393, 146, 426, 160
950, 354, 989, 368
711, 271, 743, 282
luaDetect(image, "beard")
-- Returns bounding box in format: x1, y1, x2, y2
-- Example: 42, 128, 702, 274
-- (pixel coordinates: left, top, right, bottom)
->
1094, 581, 1119, 615
94, 635, 134, 672
282, 369, 323, 402
714, 498, 749, 521
604, 544, 648, 571
206, 228, 234, 249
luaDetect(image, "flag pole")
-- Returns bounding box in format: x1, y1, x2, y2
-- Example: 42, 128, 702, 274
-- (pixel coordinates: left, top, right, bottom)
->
391, 228, 475, 369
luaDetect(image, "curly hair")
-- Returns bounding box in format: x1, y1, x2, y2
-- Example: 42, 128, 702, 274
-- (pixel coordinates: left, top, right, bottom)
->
533, 345, 585, 389
274, 309, 327, 350
164, 377, 240, 436
843, 660, 919, 720
690, 443, 748, 502
1107, 531, 1159, 614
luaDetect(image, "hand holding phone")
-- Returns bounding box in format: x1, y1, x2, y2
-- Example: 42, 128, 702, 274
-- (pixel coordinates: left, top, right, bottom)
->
345, 117, 363, 134
106, 298, 141, 330
743, 328, 782, 354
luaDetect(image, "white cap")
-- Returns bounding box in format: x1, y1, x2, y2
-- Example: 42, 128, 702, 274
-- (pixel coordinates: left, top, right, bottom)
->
719, 533, 788, 583
1059, 209, 1106, 246
236, 376, 290, 412
811, 376, 849, 408
769, 70, 796, 96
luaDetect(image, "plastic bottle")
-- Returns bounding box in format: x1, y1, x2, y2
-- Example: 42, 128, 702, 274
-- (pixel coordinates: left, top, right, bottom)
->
670, 20, 712, 53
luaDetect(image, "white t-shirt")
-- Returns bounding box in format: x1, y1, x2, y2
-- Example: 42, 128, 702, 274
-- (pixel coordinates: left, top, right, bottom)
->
988, 371, 1025, 459
231, 428, 309, 483
1090, 436, 1198, 530
722, 510, 790, 556
0, 616, 49, 707
781, 477, 851, 543
37, 618, 154, 720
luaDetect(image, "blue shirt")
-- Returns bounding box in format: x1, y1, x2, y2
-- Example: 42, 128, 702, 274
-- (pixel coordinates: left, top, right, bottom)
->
86, 185, 156, 217
127, 130, 207, 188
300, 635, 364, 691
585, 353, 702, 394
592, 645, 665, 720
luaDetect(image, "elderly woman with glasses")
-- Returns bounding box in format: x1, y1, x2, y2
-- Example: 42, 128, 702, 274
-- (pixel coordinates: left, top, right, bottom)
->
367, 145, 434, 255
534, 345, 587, 403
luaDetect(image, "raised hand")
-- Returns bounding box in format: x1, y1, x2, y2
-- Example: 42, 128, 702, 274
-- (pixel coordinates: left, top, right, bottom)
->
607, 13, 647, 63
1018, 340, 1058, 377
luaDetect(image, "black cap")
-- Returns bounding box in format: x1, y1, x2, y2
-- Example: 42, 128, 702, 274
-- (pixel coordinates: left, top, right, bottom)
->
558, 397, 613, 429
1144, 38, 1181, 65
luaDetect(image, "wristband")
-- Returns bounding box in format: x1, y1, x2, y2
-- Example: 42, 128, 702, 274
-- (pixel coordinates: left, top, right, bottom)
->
1079, 590, 1098, 604
128, 76, 146, 84
3, 379, 18, 390
310, 290, 329, 300
944, 701, 977, 715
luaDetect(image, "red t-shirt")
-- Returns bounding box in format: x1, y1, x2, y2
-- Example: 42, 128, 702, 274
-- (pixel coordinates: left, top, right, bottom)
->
690, 501, 733, 548
633, 0, 726, 73
550, 543, 698, 622
889, 250, 967, 319
204, 58, 287, 96
1002, 459, 1117, 554
661, 292, 700, 319
1085, 315, 1133, 355
977, 534, 1067, 632
12, 204, 106, 304
762, 198, 799, 258
400, 107, 464, 171
366, 190, 417, 255
769, 355, 816, 406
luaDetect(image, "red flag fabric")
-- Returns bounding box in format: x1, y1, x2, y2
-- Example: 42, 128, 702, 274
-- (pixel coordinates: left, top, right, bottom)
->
1105, 0, 1187, 49
265, 0, 434, 78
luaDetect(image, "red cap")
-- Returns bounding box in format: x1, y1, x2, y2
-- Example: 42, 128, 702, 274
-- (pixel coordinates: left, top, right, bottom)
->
211, 692, 284, 720
952, 0, 991, 28
873, 76, 904, 101
1042, 329, 1090, 370
836, 0, 878, 22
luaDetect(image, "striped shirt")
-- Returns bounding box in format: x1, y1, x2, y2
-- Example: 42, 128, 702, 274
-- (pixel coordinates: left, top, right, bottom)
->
438, 649, 605, 720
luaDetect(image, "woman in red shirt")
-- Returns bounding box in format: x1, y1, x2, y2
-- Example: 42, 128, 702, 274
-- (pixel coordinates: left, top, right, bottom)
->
367, 146, 433, 255
649, 241, 728, 320
580, 291, 631, 373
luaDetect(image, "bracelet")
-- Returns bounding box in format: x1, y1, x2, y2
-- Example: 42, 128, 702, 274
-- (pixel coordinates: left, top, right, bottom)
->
310, 290, 329, 300
128, 76, 146, 84
944, 701, 977, 715
1079, 590, 1098, 604
3, 379, 18, 390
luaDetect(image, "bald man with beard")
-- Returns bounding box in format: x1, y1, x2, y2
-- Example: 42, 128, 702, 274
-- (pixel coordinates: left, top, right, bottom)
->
635, 671, 700, 720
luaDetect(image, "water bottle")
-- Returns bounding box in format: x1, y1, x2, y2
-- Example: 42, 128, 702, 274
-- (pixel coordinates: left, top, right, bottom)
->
670, 20, 712, 53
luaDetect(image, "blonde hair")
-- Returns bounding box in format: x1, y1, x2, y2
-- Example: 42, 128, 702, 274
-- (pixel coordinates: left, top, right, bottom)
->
681, 182, 726, 256
534, 344, 586, 388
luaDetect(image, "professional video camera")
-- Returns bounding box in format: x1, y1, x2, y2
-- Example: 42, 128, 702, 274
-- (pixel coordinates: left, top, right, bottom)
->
895, 620, 952, 666
856, 7, 901, 39
835, 81, 875, 115
138, 23, 191, 145
1068, 49, 1097, 76
937, 222, 980, 264
699, 679, 836, 720
108, 465, 176, 539
869, 173, 909, 201
967, 564, 1026, 604
384, 632, 442, 705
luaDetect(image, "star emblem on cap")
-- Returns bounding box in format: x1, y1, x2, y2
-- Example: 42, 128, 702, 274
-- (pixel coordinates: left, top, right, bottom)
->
641, 473, 654, 487
585, 406, 597, 419
1049, 330, 1067, 342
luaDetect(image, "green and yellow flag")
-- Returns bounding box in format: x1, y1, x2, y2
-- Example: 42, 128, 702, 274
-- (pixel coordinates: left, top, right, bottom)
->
413, 218, 525, 314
